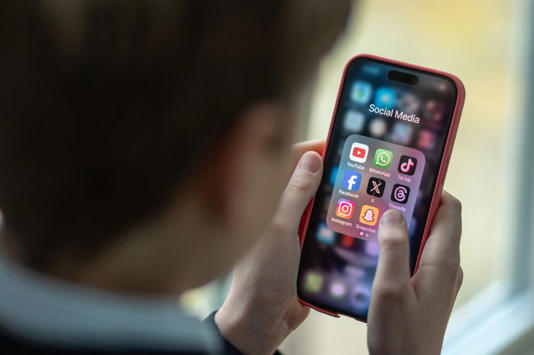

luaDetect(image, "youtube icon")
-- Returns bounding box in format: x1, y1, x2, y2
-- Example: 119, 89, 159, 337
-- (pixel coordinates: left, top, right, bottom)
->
349, 142, 369, 163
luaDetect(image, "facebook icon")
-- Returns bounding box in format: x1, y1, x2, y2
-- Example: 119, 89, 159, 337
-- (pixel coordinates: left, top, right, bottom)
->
342, 170, 362, 191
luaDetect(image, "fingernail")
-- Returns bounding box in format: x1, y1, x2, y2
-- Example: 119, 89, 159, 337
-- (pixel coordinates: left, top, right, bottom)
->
380, 209, 404, 226
299, 152, 321, 173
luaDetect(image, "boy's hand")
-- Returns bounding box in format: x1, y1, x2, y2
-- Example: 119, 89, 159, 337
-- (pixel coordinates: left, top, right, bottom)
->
216, 140, 324, 355
367, 192, 463, 355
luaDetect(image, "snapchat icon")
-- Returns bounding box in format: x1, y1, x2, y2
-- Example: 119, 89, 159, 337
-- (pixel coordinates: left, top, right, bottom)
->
359, 205, 379, 226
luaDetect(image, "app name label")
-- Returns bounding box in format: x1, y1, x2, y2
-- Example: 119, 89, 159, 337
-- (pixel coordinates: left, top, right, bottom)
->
326, 134, 426, 242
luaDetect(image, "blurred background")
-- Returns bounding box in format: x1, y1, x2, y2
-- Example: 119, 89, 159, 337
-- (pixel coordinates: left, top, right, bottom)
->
182, 0, 534, 354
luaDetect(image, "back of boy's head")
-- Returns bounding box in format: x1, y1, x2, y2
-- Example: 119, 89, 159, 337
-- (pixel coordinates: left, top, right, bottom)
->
0, 0, 350, 269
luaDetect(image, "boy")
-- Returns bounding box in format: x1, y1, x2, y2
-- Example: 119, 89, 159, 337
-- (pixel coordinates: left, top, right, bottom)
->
0, 1, 463, 354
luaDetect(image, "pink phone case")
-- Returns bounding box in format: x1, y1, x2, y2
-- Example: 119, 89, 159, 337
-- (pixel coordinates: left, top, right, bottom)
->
297, 54, 465, 321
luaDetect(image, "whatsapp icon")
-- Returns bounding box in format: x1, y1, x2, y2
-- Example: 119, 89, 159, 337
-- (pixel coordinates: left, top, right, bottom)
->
373, 149, 393, 169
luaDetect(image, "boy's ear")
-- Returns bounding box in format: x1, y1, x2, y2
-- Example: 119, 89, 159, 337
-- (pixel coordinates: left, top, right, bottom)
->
194, 103, 291, 226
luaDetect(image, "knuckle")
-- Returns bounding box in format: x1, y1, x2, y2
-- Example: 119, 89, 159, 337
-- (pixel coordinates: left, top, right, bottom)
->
269, 219, 291, 237
449, 196, 462, 213
457, 266, 464, 289
379, 230, 407, 249
442, 254, 460, 271
442, 258, 461, 282
286, 172, 313, 195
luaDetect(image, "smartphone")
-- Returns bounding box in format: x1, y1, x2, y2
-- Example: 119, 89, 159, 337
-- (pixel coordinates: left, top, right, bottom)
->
297, 54, 465, 321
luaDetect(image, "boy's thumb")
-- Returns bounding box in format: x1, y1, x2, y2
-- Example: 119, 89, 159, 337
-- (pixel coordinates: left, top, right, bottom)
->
374, 210, 411, 286
275, 151, 323, 230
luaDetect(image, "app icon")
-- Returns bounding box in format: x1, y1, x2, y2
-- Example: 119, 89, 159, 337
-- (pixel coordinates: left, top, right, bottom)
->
424, 100, 446, 121
374, 87, 396, 109
304, 271, 323, 294
349, 142, 369, 163
418, 130, 436, 149
342, 170, 362, 191
398, 155, 417, 175
346, 266, 365, 278
365, 241, 379, 257
350, 81, 372, 104
373, 149, 393, 169
341, 235, 354, 248
391, 184, 410, 204
369, 118, 387, 138
328, 280, 347, 300
335, 198, 355, 219
398, 92, 419, 114
351, 284, 371, 311
366, 177, 386, 197
316, 223, 335, 245
362, 64, 380, 75
343, 110, 365, 132
391, 122, 413, 145
359, 205, 379, 226
329, 165, 339, 186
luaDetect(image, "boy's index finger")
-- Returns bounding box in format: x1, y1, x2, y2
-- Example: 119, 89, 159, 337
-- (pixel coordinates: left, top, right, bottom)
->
374, 209, 411, 287
425, 191, 462, 257
415, 191, 462, 289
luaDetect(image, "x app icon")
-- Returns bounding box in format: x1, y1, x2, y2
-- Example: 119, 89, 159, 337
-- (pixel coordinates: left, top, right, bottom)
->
366, 177, 386, 197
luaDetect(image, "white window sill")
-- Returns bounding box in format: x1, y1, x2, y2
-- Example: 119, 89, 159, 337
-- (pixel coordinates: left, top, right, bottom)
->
443, 281, 534, 355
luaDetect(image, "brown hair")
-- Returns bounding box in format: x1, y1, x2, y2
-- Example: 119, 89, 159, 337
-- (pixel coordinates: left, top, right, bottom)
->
0, 0, 351, 269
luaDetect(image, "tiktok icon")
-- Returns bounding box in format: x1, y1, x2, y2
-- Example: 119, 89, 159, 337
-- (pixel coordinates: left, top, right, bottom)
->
398, 155, 417, 176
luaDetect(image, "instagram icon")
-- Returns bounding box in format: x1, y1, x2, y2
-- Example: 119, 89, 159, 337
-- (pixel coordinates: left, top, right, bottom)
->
335, 199, 355, 219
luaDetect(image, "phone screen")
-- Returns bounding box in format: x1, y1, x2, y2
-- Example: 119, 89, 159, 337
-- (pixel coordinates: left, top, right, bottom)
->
297, 56, 459, 320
